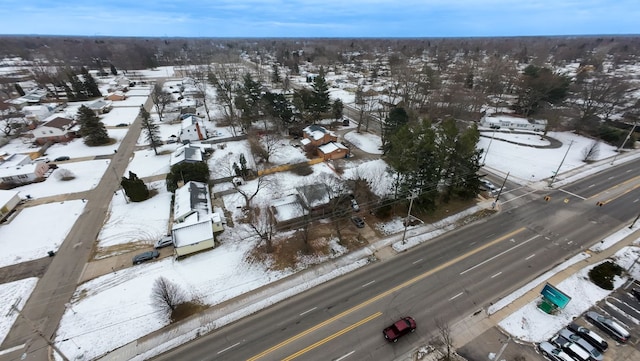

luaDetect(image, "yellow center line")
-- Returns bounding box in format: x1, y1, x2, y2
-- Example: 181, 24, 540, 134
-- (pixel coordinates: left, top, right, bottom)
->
247, 227, 526, 361
589, 174, 640, 201
595, 182, 640, 205
281, 312, 383, 361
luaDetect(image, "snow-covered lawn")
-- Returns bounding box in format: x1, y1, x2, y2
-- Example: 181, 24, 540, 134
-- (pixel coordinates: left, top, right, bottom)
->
0, 278, 38, 345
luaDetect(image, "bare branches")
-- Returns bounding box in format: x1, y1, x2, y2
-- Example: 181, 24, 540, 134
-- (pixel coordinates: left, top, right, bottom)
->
151, 277, 186, 318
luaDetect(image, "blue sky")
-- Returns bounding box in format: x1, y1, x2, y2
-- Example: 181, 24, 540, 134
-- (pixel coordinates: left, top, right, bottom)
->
1, 0, 638, 37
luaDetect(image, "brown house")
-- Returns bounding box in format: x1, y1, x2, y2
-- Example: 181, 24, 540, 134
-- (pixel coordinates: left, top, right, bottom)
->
302, 125, 337, 147
105, 91, 127, 101
318, 142, 350, 160
33, 117, 76, 145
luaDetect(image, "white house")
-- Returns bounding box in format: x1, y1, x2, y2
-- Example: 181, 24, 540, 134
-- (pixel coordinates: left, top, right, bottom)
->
481, 115, 547, 132
23, 104, 55, 122
0, 162, 49, 187
180, 115, 208, 142
87, 100, 112, 115
171, 181, 223, 257
0, 190, 20, 221
169, 145, 204, 167
33, 116, 76, 145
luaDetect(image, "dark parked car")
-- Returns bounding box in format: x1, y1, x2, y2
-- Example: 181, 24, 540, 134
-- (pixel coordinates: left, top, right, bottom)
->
585, 311, 630, 343
557, 328, 603, 361
132, 250, 160, 265
383, 316, 416, 342
54, 156, 70, 162
351, 216, 365, 228
567, 323, 608, 352
538, 341, 574, 361
116, 123, 129, 127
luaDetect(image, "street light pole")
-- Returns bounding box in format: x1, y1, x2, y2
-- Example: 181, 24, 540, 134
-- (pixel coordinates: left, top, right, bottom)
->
611, 121, 637, 165
401, 191, 418, 244
548, 140, 574, 187
482, 129, 496, 166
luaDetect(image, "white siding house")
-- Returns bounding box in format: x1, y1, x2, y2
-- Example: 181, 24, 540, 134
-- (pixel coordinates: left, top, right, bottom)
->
33, 117, 76, 145
179, 115, 208, 142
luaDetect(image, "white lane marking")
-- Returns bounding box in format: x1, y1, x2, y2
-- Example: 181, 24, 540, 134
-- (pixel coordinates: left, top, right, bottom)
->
559, 188, 586, 200
450, 292, 463, 301
460, 235, 540, 275
588, 184, 595, 188
469, 241, 477, 246
0, 344, 24, 356
335, 350, 356, 361
525, 254, 536, 260
300, 307, 317, 316
627, 169, 633, 173
217, 342, 241, 354
362, 281, 375, 288
413, 258, 424, 264
491, 272, 502, 278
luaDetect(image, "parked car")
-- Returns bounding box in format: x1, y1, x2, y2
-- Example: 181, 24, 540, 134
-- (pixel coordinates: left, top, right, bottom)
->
54, 156, 70, 162
538, 341, 574, 361
585, 311, 630, 343
116, 123, 129, 127
132, 250, 160, 265
567, 323, 608, 352
154, 235, 173, 249
351, 216, 365, 228
350, 198, 360, 212
32, 156, 50, 163
557, 328, 603, 361
383, 316, 416, 342
551, 335, 591, 361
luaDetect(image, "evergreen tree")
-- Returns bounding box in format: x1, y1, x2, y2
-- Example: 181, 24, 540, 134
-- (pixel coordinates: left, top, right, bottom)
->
310, 68, 330, 121
239, 153, 249, 178
234, 73, 263, 130
165, 162, 210, 192
77, 105, 109, 145
14, 83, 25, 96
263, 91, 294, 130
382, 107, 409, 154
68, 72, 87, 100
332, 99, 344, 120
110, 63, 118, 76
62, 82, 76, 101
121, 171, 149, 202
81, 67, 102, 97
271, 64, 281, 84
139, 105, 161, 155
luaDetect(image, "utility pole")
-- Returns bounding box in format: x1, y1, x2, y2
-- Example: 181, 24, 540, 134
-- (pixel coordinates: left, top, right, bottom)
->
8, 303, 70, 361
548, 140, 574, 187
611, 121, 637, 165
401, 191, 418, 244
481, 129, 496, 166
630, 211, 640, 229
494, 172, 510, 206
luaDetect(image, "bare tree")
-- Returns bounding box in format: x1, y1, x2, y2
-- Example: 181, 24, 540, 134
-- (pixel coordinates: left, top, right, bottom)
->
248, 131, 282, 164
151, 83, 173, 122
582, 140, 600, 162
0, 102, 26, 136
151, 276, 186, 318
185, 65, 213, 122
209, 63, 241, 135
247, 206, 277, 253
571, 72, 630, 125
435, 318, 454, 361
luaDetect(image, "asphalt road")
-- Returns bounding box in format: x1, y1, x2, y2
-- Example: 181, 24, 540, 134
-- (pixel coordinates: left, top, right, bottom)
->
151, 158, 640, 361
0, 95, 154, 361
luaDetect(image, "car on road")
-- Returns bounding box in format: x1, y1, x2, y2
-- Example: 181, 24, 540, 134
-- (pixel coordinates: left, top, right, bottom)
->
383, 316, 416, 342
585, 311, 630, 343
567, 323, 608, 352
480, 179, 498, 195
154, 235, 173, 249
538, 341, 574, 361
557, 328, 603, 361
132, 250, 160, 265
54, 156, 70, 162
351, 216, 365, 228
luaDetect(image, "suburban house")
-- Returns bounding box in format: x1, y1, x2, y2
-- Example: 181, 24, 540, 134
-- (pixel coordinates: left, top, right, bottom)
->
169, 145, 204, 167
301, 125, 338, 147
105, 91, 127, 101
480, 115, 547, 132
0, 190, 20, 221
180, 115, 208, 142
171, 181, 223, 257
296, 183, 332, 215
318, 142, 349, 160
87, 100, 113, 115
270, 194, 307, 229
0, 154, 49, 187
7, 89, 47, 109
23, 104, 55, 122
33, 117, 76, 145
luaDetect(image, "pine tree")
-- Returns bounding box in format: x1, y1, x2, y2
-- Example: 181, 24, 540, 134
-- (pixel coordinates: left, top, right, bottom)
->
77, 105, 109, 146
62, 82, 76, 101
110, 63, 118, 76
332, 99, 344, 120
68, 72, 87, 100
382, 107, 409, 154
271, 64, 281, 84
121, 171, 149, 202
81, 67, 102, 98
14, 83, 25, 96
140, 105, 162, 155
310, 68, 330, 121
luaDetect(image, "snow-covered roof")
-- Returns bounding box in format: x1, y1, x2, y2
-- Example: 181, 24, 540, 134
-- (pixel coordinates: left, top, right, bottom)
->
173, 181, 211, 223
170, 145, 204, 166
271, 194, 306, 223
318, 142, 348, 154
0, 190, 19, 206
303, 125, 335, 141
181, 115, 204, 128
0, 162, 40, 177
88, 100, 112, 110
41, 117, 73, 130
172, 218, 214, 247
296, 183, 331, 209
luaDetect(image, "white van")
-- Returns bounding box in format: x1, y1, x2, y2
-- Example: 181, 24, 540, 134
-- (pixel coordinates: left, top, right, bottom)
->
32, 156, 50, 163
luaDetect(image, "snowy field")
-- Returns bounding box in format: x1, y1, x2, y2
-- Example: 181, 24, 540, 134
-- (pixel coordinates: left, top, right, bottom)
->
13, 160, 109, 199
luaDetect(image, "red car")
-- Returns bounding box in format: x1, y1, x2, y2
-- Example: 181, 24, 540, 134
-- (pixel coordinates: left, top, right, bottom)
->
383, 316, 416, 342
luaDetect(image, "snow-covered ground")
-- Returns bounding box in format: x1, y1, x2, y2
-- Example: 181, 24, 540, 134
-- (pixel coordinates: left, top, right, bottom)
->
1, 68, 639, 360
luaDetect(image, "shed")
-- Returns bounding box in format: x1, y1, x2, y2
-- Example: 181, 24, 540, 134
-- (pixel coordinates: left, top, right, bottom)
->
318, 142, 349, 160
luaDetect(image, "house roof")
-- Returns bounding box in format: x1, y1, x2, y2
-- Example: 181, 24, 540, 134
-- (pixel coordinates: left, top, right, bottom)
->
88, 100, 111, 110
170, 145, 204, 166
296, 183, 331, 209
41, 117, 73, 130
0, 190, 20, 206
181, 115, 203, 128
318, 142, 348, 154
271, 194, 306, 223
172, 219, 214, 247
303, 125, 335, 141
173, 181, 211, 223
0, 163, 40, 178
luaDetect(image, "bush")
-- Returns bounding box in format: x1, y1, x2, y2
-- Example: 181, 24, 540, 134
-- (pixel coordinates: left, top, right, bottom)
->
588, 261, 624, 290
290, 162, 313, 176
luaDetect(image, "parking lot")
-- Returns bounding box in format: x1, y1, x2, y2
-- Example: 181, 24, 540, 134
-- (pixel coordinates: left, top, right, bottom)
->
459, 280, 640, 361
